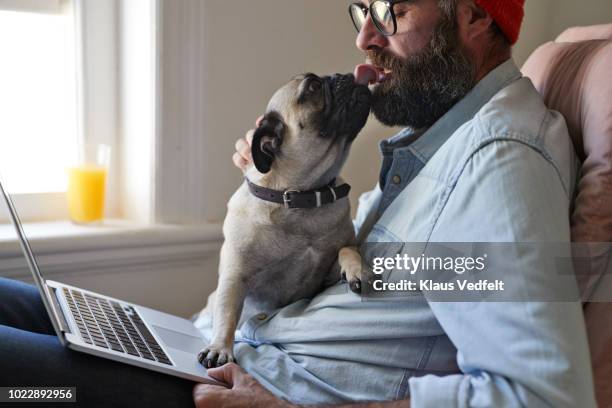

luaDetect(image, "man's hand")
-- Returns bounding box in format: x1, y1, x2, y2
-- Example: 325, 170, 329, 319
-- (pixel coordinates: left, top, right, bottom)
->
193, 363, 292, 408
193, 362, 411, 408
232, 116, 263, 173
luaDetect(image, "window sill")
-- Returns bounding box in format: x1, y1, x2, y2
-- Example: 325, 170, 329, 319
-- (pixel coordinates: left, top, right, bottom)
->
0, 219, 224, 279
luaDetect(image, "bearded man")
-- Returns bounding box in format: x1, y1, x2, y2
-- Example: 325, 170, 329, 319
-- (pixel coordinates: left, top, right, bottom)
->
195, 0, 597, 407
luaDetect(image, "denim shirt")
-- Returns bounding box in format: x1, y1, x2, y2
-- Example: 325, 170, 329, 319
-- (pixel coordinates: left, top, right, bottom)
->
195, 60, 596, 407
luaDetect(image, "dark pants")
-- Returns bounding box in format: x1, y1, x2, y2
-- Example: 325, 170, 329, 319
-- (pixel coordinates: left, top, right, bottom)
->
0, 277, 195, 407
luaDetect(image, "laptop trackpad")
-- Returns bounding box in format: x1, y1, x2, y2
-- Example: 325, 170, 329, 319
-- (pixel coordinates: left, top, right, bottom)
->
154, 326, 206, 353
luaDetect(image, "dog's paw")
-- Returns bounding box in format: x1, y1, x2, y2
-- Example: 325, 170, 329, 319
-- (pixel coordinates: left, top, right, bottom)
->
343, 271, 376, 294
339, 247, 369, 294
341, 264, 363, 294
197, 343, 235, 368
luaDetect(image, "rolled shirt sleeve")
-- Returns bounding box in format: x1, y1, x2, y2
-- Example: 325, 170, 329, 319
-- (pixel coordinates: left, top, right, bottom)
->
409, 141, 597, 407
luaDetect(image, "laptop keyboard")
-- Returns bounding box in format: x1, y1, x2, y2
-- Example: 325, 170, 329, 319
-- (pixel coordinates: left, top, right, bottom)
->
62, 288, 172, 365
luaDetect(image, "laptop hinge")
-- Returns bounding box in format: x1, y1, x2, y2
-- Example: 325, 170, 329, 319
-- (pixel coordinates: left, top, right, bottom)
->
45, 285, 71, 334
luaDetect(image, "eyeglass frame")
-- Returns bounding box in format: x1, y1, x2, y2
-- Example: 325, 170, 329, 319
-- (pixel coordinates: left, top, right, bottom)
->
349, 0, 412, 37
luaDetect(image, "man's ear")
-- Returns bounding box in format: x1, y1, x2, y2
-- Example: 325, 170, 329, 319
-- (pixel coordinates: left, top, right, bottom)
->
251, 111, 286, 174
457, 1, 494, 43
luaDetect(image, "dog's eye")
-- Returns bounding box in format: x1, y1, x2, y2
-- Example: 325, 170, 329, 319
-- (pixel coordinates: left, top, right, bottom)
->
307, 80, 322, 94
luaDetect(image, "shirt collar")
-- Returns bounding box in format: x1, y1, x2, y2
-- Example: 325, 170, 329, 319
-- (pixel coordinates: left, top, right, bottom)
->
379, 59, 523, 164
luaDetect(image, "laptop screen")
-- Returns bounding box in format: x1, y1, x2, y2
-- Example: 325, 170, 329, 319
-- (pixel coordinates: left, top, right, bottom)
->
0, 174, 67, 342
0, 176, 47, 287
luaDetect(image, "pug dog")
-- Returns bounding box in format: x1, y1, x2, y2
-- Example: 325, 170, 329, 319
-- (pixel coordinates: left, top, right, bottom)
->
197, 73, 370, 368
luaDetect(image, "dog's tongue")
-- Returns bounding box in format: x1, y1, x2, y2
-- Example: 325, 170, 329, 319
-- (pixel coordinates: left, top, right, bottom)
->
354, 64, 381, 85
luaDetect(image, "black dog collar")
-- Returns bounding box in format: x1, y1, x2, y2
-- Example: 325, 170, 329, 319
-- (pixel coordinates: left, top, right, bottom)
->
246, 178, 351, 209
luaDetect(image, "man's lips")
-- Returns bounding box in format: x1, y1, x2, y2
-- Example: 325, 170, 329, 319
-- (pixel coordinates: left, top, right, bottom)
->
354, 64, 392, 85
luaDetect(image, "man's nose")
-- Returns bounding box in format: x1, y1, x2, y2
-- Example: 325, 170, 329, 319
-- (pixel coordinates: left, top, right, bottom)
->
355, 14, 388, 51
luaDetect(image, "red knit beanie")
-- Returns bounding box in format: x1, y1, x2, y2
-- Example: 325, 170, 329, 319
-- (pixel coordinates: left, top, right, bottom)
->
475, 0, 526, 45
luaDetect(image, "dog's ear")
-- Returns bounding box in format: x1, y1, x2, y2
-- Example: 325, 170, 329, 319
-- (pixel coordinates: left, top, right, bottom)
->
251, 112, 286, 174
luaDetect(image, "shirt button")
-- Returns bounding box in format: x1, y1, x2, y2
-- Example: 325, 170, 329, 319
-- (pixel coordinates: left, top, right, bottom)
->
392, 175, 401, 185
256, 313, 267, 321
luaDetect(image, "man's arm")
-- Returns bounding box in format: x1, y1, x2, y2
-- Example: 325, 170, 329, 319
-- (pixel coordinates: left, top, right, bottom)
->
193, 363, 409, 408
406, 141, 596, 407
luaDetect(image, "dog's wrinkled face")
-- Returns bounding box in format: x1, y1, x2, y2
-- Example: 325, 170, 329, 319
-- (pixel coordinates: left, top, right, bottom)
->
251, 73, 371, 186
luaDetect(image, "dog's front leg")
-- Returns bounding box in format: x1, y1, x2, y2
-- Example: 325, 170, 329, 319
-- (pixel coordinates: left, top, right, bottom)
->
198, 273, 247, 368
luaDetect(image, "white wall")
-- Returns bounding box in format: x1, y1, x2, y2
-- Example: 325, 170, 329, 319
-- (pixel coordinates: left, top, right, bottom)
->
550, 0, 612, 39
515, 0, 612, 64
513, 0, 554, 65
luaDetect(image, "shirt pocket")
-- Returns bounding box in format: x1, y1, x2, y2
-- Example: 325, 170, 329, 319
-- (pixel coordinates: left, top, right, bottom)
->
375, 173, 449, 243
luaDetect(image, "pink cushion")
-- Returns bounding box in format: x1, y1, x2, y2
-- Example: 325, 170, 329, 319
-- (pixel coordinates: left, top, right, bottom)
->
522, 36, 612, 244
522, 24, 612, 408
584, 301, 612, 406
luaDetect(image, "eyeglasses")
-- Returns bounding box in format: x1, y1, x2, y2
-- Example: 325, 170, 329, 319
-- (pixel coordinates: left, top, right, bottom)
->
349, 0, 410, 37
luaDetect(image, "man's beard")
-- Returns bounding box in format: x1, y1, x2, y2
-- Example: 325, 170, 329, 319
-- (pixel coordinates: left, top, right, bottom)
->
369, 16, 476, 129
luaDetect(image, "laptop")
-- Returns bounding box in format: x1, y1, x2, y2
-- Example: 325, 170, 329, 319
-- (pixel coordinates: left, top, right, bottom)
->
0, 177, 220, 385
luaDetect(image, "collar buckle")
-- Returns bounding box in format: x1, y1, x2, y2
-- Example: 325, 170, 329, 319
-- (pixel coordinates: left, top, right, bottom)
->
282, 190, 300, 209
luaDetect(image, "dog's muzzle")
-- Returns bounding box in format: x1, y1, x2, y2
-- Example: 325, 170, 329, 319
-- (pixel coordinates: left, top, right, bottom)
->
319, 73, 371, 140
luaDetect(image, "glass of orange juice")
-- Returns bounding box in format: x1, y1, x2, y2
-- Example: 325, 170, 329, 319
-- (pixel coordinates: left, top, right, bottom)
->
67, 144, 111, 224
